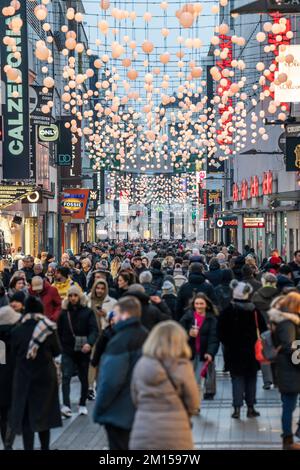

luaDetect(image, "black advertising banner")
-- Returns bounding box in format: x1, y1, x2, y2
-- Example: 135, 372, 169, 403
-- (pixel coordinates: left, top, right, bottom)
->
58, 119, 82, 185
285, 123, 300, 171
0, 1, 30, 179
57, 119, 72, 167
29, 86, 53, 125
207, 158, 225, 173
286, 136, 300, 171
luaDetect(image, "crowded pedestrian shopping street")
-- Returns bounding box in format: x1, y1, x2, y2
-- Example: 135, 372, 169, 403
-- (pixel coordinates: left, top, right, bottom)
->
1, 0, 300, 463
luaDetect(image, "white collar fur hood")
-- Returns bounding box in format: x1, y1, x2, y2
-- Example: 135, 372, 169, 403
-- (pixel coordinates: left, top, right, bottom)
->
268, 307, 300, 326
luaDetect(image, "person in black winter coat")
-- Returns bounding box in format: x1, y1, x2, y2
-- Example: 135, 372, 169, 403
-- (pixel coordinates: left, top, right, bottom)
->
161, 280, 177, 319
10, 297, 62, 450
150, 259, 165, 291
90, 309, 120, 368
180, 293, 219, 398
230, 255, 245, 281
125, 286, 171, 331
241, 265, 261, 293
277, 265, 295, 293
57, 285, 98, 418
268, 293, 300, 450
205, 258, 224, 287
218, 281, 267, 419
0, 306, 21, 450
175, 263, 217, 321
214, 269, 233, 311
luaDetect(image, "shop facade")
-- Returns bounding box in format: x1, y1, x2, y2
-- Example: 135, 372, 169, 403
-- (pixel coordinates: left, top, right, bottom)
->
230, 170, 299, 262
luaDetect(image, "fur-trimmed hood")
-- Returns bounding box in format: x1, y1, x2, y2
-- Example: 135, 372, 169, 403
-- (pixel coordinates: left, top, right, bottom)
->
268, 307, 300, 325
62, 285, 88, 310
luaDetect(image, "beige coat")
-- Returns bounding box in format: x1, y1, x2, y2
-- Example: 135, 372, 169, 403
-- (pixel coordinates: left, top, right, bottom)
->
130, 356, 199, 450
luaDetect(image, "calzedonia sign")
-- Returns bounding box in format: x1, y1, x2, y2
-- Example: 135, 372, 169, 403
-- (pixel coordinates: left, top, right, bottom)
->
0, 2, 30, 179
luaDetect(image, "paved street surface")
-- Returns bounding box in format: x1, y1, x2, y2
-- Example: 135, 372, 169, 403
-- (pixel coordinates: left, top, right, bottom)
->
4, 355, 300, 450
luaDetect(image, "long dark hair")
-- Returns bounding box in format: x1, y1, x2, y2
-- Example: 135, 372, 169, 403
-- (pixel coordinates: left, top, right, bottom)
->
117, 269, 136, 287
190, 292, 219, 316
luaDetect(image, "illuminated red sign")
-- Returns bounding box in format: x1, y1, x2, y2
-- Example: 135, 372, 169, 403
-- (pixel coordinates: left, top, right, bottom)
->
263, 171, 273, 195
233, 172, 273, 201
250, 176, 259, 198
233, 183, 239, 202
241, 180, 249, 200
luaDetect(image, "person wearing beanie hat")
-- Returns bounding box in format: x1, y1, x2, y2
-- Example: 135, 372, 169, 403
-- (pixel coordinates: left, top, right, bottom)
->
9, 291, 26, 314
57, 285, 98, 418
173, 264, 188, 290
161, 281, 177, 319
28, 276, 62, 323
121, 259, 132, 271
0, 306, 21, 449
218, 279, 267, 419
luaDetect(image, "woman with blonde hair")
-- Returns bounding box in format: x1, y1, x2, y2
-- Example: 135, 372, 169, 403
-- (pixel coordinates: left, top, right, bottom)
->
129, 321, 199, 450
268, 291, 300, 449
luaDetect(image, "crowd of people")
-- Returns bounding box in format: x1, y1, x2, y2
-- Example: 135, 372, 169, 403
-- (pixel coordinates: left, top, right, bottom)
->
0, 241, 300, 450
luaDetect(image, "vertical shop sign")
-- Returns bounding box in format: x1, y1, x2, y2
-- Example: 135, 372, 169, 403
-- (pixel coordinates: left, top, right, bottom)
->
0, 2, 30, 179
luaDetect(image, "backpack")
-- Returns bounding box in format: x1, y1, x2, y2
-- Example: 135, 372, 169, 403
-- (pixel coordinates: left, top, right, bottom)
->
261, 324, 281, 362
215, 285, 232, 310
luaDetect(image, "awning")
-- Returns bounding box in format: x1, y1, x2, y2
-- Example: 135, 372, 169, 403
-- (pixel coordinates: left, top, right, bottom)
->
231, 1, 300, 15
274, 190, 300, 201
0, 184, 39, 209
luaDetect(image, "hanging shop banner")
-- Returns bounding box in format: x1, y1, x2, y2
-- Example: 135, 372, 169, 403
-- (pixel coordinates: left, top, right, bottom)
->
58, 119, 82, 184
0, 2, 30, 179
0, 184, 37, 209
208, 190, 222, 205
29, 86, 53, 125
61, 189, 90, 219
274, 45, 300, 103
216, 216, 238, 229
243, 217, 265, 228
57, 119, 72, 167
38, 124, 59, 142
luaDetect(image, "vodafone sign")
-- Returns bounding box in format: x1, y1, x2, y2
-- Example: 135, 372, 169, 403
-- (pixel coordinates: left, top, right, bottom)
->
216, 216, 238, 229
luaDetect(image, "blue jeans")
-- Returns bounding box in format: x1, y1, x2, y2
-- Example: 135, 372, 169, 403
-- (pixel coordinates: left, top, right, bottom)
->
281, 393, 299, 437
231, 374, 257, 407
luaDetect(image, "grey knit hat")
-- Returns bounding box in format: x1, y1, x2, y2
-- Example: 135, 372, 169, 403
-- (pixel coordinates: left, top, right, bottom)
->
162, 280, 176, 295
